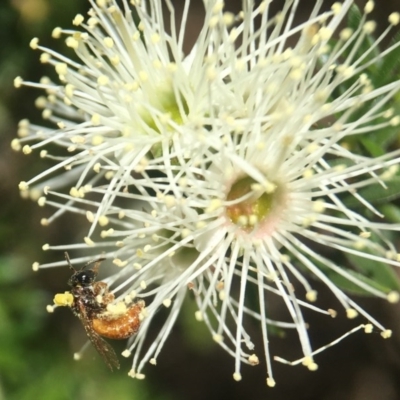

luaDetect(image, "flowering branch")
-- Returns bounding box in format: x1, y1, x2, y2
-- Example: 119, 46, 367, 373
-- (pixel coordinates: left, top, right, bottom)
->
13, 0, 400, 386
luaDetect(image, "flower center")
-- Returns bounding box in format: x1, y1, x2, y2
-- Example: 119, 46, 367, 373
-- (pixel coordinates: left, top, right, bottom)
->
142, 86, 189, 133
226, 176, 276, 231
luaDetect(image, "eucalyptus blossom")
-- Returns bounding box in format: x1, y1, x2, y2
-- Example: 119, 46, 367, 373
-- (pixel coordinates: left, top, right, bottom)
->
13, 0, 400, 386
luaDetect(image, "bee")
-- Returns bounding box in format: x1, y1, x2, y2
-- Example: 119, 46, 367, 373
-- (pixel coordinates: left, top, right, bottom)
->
54, 252, 144, 371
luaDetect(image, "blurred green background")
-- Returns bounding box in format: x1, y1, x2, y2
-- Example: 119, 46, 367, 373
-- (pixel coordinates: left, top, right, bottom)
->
2, 1, 400, 399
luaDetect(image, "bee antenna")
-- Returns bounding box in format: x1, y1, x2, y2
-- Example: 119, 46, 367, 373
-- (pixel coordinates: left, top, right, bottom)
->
88, 257, 105, 274
64, 252, 76, 272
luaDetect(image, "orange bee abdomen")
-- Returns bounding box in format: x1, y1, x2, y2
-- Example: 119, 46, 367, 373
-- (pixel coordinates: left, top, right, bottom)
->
92, 301, 144, 339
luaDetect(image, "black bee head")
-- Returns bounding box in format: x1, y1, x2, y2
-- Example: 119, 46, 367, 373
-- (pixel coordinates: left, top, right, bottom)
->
68, 269, 96, 287
65, 252, 104, 288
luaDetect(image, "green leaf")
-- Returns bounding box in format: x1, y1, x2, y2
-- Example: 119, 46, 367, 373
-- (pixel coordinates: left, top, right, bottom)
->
347, 4, 362, 32
379, 203, 400, 223
346, 5, 380, 65
322, 259, 400, 296
369, 123, 400, 151
324, 268, 386, 296
344, 176, 400, 207
372, 31, 400, 87
359, 136, 385, 157
305, 249, 400, 296
345, 250, 400, 293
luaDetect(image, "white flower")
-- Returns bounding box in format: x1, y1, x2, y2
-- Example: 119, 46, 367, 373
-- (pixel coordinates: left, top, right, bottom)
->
14, 0, 400, 386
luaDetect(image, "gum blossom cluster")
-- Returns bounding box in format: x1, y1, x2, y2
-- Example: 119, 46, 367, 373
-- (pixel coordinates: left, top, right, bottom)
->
13, 0, 400, 386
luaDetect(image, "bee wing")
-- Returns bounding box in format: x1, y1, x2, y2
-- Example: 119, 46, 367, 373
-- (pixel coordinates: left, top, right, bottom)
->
78, 303, 120, 371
